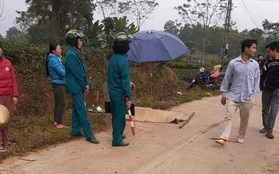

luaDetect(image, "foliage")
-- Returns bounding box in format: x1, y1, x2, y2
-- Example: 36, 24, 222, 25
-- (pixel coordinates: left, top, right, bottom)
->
96, 0, 118, 19
84, 20, 103, 47
16, 0, 96, 44
96, 0, 158, 29
100, 16, 139, 48
176, 0, 227, 27
175, 0, 227, 60
118, 0, 159, 29
5, 27, 28, 44
164, 20, 182, 36
262, 19, 279, 43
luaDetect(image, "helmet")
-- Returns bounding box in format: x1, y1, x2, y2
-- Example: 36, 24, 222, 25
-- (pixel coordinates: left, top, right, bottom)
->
112, 32, 131, 54
199, 67, 205, 73
65, 29, 85, 46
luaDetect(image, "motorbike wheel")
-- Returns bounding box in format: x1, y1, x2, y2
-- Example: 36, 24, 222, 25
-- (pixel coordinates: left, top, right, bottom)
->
187, 81, 197, 91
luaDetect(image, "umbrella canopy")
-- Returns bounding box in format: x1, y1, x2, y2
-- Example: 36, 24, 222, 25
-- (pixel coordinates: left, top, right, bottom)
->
127, 30, 189, 63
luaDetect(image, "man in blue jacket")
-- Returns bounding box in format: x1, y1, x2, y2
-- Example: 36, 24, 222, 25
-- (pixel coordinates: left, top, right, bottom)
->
64, 29, 99, 144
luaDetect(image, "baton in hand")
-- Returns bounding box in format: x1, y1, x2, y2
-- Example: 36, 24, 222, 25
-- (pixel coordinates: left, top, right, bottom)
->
126, 98, 135, 136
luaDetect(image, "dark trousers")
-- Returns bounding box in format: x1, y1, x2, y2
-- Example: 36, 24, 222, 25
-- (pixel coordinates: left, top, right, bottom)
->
110, 95, 126, 146
71, 93, 93, 139
52, 84, 66, 124
262, 90, 279, 133
0, 95, 12, 145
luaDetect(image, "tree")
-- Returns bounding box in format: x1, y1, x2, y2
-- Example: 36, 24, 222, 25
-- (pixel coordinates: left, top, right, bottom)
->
262, 19, 279, 43
96, 0, 118, 19
6, 27, 27, 44
164, 20, 181, 36
176, 0, 227, 61
101, 16, 138, 47
16, 0, 96, 44
118, 0, 158, 29
96, 0, 158, 30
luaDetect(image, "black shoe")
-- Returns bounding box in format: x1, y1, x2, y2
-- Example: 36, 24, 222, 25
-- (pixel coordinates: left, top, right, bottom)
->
259, 128, 267, 133
266, 132, 274, 139
112, 142, 129, 147
86, 137, 100, 144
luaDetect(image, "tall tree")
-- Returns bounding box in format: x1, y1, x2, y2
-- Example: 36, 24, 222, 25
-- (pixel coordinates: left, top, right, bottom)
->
6, 27, 27, 44
16, 0, 96, 44
118, 0, 158, 29
164, 20, 181, 36
176, 0, 227, 61
96, 0, 118, 19
262, 19, 279, 43
96, 0, 158, 30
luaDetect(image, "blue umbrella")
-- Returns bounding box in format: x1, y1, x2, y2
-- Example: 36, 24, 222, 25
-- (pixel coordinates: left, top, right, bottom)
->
127, 30, 189, 63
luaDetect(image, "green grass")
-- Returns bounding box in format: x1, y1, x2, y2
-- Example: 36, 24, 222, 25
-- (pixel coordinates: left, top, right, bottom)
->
0, 111, 111, 162
0, 87, 219, 163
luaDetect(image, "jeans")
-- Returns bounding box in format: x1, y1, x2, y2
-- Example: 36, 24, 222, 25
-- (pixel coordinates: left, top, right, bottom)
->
52, 84, 66, 124
262, 89, 279, 133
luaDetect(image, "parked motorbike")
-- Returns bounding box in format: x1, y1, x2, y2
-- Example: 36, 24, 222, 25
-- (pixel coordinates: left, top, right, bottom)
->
187, 67, 225, 90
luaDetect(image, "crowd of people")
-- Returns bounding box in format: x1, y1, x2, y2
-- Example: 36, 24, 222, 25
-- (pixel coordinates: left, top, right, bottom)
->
1, 30, 279, 152
0, 29, 134, 152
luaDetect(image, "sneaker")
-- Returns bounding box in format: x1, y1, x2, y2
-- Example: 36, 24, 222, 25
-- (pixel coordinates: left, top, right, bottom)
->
237, 138, 245, 144
259, 128, 267, 133
86, 137, 100, 144
266, 132, 274, 139
215, 139, 226, 146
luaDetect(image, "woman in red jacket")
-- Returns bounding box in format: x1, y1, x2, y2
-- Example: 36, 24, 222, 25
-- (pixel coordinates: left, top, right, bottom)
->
0, 44, 19, 152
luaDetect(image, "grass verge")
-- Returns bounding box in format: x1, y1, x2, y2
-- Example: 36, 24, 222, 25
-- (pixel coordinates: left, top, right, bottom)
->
0, 88, 219, 163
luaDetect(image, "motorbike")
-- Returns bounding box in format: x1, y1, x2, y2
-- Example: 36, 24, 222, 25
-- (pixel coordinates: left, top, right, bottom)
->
187, 67, 225, 90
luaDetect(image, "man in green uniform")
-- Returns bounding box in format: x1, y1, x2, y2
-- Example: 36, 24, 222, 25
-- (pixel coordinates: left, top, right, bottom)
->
107, 32, 132, 147
65, 29, 99, 144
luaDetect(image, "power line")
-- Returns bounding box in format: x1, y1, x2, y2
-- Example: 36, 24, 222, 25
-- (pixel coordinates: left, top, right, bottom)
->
252, 0, 265, 21
238, 0, 261, 28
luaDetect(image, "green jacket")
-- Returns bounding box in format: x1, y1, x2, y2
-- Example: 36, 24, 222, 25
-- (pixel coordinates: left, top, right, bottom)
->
107, 54, 131, 100
65, 47, 88, 94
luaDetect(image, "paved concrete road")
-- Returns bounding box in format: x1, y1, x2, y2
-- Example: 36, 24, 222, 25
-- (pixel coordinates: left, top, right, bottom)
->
0, 94, 279, 174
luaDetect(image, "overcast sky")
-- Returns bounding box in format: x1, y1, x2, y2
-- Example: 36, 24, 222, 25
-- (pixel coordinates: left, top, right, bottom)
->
0, 0, 279, 36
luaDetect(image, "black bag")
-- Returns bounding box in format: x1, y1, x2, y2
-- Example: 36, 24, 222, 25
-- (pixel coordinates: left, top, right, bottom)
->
105, 101, 135, 116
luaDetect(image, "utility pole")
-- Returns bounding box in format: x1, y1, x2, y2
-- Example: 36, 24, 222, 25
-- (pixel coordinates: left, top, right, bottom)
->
220, 0, 233, 64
